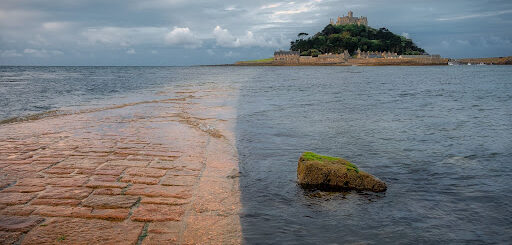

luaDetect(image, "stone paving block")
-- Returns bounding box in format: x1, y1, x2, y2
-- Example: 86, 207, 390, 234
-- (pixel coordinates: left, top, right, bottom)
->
142, 233, 179, 245
82, 195, 139, 209
92, 188, 122, 195
0, 186, 45, 193
0, 231, 22, 245
22, 218, 143, 244
88, 208, 130, 220
140, 197, 189, 206
2, 159, 33, 165
0, 206, 36, 216
74, 169, 95, 175
121, 175, 160, 185
148, 160, 180, 170
125, 167, 167, 177
38, 187, 92, 199
3, 164, 49, 174
0, 178, 16, 189
0, 193, 37, 205
43, 168, 75, 175
31, 198, 81, 206
53, 160, 102, 170
32, 159, 60, 165
125, 184, 192, 199
33, 206, 91, 218
85, 180, 127, 189
0, 215, 44, 232
183, 214, 241, 245
93, 168, 125, 176
160, 175, 197, 186
105, 160, 148, 167
91, 175, 118, 182
193, 177, 240, 215
15, 178, 47, 187
131, 204, 184, 222
147, 221, 181, 234
46, 177, 89, 187
167, 169, 200, 177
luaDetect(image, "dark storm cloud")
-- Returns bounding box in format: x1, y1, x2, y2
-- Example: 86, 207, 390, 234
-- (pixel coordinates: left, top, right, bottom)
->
1, 0, 511, 65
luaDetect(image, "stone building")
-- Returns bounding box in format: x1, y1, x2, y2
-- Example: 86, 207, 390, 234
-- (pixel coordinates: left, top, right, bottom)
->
356, 49, 399, 59
399, 54, 441, 59
273, 51, 300, 63
273, 50, 350, 64
330, 11, 368, 26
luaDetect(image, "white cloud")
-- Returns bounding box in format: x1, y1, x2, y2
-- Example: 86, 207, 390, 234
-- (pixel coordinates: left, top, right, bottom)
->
213, 26, 238, 47
0, 9, 45, 28
456, 40, 470, 45
437, 9, 512, 21
212, 26, 286, 48
42, 21, 71, 31
133, 0, 188, 10
207, 49, 215, 55
267, 0, 324, 23
1, 50, 23, 57
272, 0, 322, 16
82, 26, 168, 47
165, 27, 202, 48
479, 36, 511, 47
126, 48, 136, 54
224, 51, 238, 57
23, 48, 63, 57
28, 34, 50, 46
439, 37, 511, 49
260, 3, 283, 10
401, 32, 410, 39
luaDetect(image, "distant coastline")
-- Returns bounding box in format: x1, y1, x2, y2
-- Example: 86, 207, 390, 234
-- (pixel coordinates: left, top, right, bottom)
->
233, 56, 512, 66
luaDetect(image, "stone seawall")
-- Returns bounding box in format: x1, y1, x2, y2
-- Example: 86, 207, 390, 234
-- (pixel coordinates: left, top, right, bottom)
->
457, 56, 512, 65
348, 58, 448, 66
234, 58, 448, 66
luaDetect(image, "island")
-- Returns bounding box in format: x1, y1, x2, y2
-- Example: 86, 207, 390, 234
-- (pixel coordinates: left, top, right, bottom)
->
235, 11, 512, 66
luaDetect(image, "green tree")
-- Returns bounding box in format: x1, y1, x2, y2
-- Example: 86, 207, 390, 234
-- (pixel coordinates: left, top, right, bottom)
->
290, 24, 426, 56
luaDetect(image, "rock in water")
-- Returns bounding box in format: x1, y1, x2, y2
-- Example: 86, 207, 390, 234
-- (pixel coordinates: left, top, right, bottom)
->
297, 152, 386, 192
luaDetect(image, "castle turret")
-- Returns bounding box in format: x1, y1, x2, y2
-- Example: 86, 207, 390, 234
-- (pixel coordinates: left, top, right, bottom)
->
333, 11, 368, 26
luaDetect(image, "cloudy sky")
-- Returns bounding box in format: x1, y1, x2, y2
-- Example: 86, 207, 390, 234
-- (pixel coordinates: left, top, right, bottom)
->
1, 0, 511, 65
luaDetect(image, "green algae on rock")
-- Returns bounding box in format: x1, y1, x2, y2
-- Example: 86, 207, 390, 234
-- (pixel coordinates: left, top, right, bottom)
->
297, 152, 386, 192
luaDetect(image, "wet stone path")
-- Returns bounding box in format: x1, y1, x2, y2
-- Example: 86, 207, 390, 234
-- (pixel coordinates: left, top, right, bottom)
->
0, 85, 241, 244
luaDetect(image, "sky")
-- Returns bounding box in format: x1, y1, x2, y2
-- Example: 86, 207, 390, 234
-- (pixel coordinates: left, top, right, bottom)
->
1, 0, 512, 65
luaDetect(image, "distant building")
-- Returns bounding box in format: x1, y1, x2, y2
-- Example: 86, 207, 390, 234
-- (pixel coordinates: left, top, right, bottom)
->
330, 11, 368, 26
356, 49, 399, 59
273, 51, 300, 63
273, 50, 350, 64
399, 54, 441, 59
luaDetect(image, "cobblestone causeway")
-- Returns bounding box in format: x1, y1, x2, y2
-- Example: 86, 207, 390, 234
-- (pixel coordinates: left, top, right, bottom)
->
0, 85, 241, 244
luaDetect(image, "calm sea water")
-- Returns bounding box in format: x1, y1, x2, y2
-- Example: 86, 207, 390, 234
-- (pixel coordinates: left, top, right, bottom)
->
1, 66, 511, 244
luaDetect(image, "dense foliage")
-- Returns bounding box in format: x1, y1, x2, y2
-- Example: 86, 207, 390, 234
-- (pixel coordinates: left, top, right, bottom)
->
290, 24, 426, 56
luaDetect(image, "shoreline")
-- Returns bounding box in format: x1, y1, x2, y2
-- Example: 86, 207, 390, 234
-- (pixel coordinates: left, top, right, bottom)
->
232, 55, 512, 66
0, 85, 242, 244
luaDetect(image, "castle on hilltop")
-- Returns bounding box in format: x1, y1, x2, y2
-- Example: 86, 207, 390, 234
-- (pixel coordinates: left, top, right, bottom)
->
330, 11, 368, 26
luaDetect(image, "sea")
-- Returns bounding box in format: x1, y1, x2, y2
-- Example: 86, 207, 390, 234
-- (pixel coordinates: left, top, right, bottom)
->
1, 66, 511, 244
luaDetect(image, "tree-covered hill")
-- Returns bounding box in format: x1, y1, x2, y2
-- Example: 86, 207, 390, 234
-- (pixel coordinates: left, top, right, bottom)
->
290, 24, 426, 56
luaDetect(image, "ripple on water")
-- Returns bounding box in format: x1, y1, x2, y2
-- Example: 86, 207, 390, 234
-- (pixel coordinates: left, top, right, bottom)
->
236, 66, 512, 244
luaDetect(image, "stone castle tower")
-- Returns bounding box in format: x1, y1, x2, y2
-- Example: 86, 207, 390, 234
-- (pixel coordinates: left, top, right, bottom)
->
330, 11, 368, 26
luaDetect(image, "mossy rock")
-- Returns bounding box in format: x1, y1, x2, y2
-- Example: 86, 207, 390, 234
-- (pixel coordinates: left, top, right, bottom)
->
297, 152, 386, 192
